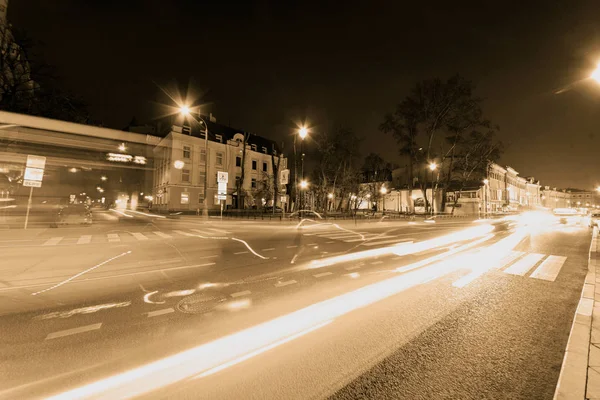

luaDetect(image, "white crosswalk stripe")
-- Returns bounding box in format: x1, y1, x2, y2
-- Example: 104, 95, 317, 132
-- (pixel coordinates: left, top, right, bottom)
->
361, 238, 414, 247
153, 231, 171, 239
107, 233, 120, 243
503, 253, 545, 276
493, 251, 525, 270
173, 230, 195, 236
77, 235, 92, 245
530, 255, 567, 281
43, 237, 63, 246
131, 232, 148, 241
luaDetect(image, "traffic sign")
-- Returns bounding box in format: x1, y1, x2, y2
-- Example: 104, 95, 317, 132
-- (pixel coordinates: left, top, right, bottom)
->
23, 180, 42, 188
280, 169, 290, 185
26, 155, 46, 169
218, 182, 227, 194
217, 171, 228, 183
217, 194, 226, 200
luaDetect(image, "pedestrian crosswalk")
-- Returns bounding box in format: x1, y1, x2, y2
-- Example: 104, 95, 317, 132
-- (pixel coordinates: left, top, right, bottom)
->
303, 228, 413, 247
37, 227, 232, 246
496, 251, 568, 282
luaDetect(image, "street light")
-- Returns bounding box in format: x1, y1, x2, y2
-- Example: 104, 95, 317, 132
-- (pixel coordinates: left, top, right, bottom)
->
482, 178, 489, 218
179, 105, 209, 217
591, 63, 600, 83
596, 186, 600, 193
101, 176, 107, 181
173, 160, 185, 169
118, 143, 127, 152
300, 180, 308, 189
428, 162, 437, 217
380, 186, 388, 214
296, 126, 309, 212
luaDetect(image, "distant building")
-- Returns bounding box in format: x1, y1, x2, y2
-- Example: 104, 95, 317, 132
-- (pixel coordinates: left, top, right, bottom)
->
152, 114, 287, 212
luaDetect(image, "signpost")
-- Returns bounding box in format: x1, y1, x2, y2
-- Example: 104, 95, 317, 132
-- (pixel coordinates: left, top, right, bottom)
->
23, 155, 46, 229
217, 171, 228, 219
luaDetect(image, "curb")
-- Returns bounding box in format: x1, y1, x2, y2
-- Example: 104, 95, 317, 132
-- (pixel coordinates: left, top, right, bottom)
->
553, 228, 597, 400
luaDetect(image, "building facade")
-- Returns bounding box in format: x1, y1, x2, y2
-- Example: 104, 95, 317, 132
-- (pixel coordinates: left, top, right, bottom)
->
152, 117, 287, 212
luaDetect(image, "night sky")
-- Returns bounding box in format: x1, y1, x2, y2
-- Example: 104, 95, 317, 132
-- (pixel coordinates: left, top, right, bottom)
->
9, 0, 600, 190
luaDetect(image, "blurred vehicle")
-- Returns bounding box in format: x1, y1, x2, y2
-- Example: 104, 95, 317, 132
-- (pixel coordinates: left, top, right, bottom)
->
552, 208, 580, 225
589, 210, 600, 228
51, 204, 92, 227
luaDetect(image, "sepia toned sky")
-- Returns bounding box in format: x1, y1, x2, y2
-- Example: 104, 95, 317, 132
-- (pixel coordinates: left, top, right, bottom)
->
10, 0, 600, 189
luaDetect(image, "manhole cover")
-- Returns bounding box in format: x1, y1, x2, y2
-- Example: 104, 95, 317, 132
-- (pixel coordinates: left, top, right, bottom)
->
177, 292, 226, 314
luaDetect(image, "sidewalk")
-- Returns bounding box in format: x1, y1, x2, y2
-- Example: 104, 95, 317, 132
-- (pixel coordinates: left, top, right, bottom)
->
554, 228, 599, 399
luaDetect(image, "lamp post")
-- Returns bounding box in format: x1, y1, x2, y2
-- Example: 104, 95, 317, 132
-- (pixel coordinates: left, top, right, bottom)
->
428, 162, 437, 217
180, 106, 209, 218
483, 179, 489, 218
380, 186, 387, 214
300, 179, 308, 217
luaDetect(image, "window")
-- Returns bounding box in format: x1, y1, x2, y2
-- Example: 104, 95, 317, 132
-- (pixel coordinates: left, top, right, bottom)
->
252, 160, 257, 170
183, 145, 191, 159
262, 161, 268, 172
181, 169, 190, 182
198, 193, 205, 204
181, 192, 189, 204
200, 149, 206, 162
216, 152, 223, 166
215, 134, 223, 143
251, 144, 257, 151
182, 125, 191, 135
236, 156, 242, 167
251, 178, 257, 189
262, 146, 267, 154
199, 171, 206, 186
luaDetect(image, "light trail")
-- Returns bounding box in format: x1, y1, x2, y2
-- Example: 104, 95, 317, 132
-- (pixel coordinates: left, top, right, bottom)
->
231, 238, 269, 259
143, 291, 164, 304
109, 209, 133, 218
44, 238, 481, 400
123, 209, 166, 219
296, 220, 366, 240
31, 251, 132, 296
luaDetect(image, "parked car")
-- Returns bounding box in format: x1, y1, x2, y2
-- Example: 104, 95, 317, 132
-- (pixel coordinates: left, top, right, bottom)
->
51, 204, 92, 227
589, 211, 600, 228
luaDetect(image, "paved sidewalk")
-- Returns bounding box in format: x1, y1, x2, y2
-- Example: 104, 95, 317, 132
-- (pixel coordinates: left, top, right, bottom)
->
554, 228, 599, 399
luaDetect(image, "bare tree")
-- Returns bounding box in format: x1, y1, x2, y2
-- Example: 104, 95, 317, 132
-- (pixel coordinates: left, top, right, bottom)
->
236, 132, 250, 209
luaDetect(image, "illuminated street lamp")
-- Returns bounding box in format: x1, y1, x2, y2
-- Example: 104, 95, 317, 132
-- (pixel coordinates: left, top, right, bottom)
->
295, 126, 309, 213
173, 160, 185, 170
596, 186, 600, 193
69, 167, 77, 173
101, 176, 107, 181
592, 63, 600, 83
482, 179, 489, 218
328, 193, 334, 199
299, 127, 308, 140
428, 162, 437, 217
118, 143, 127, 152
380, 186, 388, 213
300, 180, 308, 189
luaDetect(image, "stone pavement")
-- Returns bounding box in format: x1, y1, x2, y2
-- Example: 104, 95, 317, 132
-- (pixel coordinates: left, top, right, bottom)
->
554, 227, 600, 399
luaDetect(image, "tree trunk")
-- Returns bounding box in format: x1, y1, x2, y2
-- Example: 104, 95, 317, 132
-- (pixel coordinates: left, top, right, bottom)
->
238, 133, 250, 209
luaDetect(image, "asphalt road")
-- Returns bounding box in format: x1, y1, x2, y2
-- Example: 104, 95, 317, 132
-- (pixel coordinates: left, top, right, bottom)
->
0, 211, 591, 399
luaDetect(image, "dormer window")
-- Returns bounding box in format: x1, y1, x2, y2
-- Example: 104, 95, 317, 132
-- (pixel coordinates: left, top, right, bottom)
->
251, 144, 257, 151
215, 134, 223, 143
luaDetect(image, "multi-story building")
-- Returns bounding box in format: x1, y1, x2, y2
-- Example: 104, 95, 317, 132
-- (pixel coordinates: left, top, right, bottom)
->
152, 116, 287, 212
540, 187, 569, 209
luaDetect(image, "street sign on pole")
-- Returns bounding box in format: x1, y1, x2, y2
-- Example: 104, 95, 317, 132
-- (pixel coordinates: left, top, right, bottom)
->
24, 155, 46, 229
280, 169, 290, 185
217, 194, 226, 200
217, 171, 228, 183
280, 196, 287, 203
218, 182, 227, 194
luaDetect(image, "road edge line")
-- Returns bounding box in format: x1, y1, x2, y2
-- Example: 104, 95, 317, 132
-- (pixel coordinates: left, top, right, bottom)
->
553, 227, 596, 400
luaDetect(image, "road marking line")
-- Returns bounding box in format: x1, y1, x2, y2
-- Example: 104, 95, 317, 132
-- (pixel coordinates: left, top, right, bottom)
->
493, 251, 525, 270
234, 251, 249, 255
503, 253, 545, 276
43, 237, 63, 246
370, 261, 384, 265
343, 236, 383, 243
345, 265, 361, 271
274, 280, 297, 287
286, 245, 298, 248
313, 272, 333, 278
173, 230, 194, 236
322, 233, 367, 239
325, 241, 336, 244
77, 235, 92, 245
131, 232, 148, 241
154, 231, 171, 239
262, 248, 275, 252
107, 233, 120, 242
230, 290, 252, 298
361, 238, 414, 247
307, 243, 317, 246
530, 255, 567, 281
161, 263, 216, 272
45, 323, 102, 340
147, 308, 175, 318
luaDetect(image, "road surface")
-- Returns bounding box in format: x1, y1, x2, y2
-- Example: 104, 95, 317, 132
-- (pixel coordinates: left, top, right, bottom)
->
0, 210, 590, 399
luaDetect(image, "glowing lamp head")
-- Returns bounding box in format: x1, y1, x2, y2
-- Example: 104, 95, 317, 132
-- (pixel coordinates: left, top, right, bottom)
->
118, 143, 127, 152
428, 162, 437, 171
101, 176, 107, 181
300, 180, 308, 189
592, 63, 600, 83
380, 186, 388, 194
173, 160, 185, 169
328, 193, 334, 199
298, 127, 308, 139
366, 193, 371, 199
483, 179, 489, 185
180, 105, 191, 116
